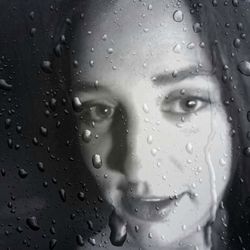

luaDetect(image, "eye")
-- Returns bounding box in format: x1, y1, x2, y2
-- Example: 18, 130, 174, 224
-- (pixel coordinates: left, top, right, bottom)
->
161, 96, 210, 115
84, 103, 115, 123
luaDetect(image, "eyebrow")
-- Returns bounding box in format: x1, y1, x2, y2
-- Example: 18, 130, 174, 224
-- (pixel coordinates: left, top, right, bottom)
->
152, 66, 215, 86
72, 66, 215, 92
72, 81, 107, 93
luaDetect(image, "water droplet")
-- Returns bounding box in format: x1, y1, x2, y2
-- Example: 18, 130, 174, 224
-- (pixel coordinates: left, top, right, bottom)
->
40, 126, 48, 137
26, 216, 40, 231
143, 103, 149, 113
72, 97, 83, 112
35, 163, 44, 174
30, 27, 36, 37
187, 42, 195, 49
88, 237, 96, 246
182, 224, 187, 231
109, 210, 127, 246
102, 34, 108, 41
148, 4, 153, 10
82, 129, 92, 143
76, 234, 84, 246
54, 44, 63, 57
243, 147, 250, 157
89, 60, 94, 67
135, 225, 139, 232
77, 192, 85, 201
185, 143, 193, 154
148, 232, 153, 238
147, 135, 153, 144
49, 239, 57, 249
29, 11, 35, 20
212, 0, 218, 6
59, 188, 66, 202
0, 79, 12, 90
233, 38, 241, 48
92, 154, 102, 169
151, 148, 157, 156
173, 10, 184, 22
107, 48, 114, 54
193, 22, 202, 33
173, 44, 182, 53
41, 60, 53, 74
232, 0, 239, 7
238, 61, 250, 76
18, 169, 28, 178
219, 158, 226, 166
5, 118, 11, 129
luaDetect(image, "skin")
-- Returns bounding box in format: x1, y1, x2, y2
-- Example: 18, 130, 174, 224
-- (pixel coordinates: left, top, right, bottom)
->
71, 1, 232, 249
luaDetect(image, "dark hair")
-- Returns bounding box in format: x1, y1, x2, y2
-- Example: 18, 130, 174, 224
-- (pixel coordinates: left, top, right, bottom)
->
47, 1, 250, 249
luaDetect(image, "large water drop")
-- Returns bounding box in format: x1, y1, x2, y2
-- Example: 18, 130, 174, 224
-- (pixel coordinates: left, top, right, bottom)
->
238, 61, 250, 76
109, 210, 127, 246
92, 154, 102, 169
173, 10, 184, 22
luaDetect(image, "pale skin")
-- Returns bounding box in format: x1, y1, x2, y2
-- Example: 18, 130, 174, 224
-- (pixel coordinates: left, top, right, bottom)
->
71, 1, 232, 249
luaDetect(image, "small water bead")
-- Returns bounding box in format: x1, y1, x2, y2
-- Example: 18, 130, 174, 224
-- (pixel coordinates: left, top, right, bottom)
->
82, 129, 92, 143
49, 239, 57, 250
59, 188, 66, 202
76, 234, 84, 246
26, 216, 40, 231
187, 42, 195, 49
102, 34, 107, 40
238, 61, 250, 76
219, 158, 226, 166
147, 135, 153, 144
143, 103, 149, 113
148, 4, 153, 10
173, 10, 184, 22
151, 148, 157, 156
107, 48, 114, 54
185, 143, 193, 154
89, 60, 94, 67
72, 97, 83, 112
193, 22, 202, 33
233, 38, 241, 48
173, 44, 182, 53
41, 60, 53, 73
0, 79, 12, 90
18, 169, 28, 178
148, 232, 153, 239
92, 154, 102, 169
135, 225, 139, 232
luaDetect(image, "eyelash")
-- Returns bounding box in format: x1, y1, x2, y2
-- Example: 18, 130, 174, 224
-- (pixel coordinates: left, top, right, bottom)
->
80, 101, 115, 125
161, 96, 211, 116
77, 94, 210, 126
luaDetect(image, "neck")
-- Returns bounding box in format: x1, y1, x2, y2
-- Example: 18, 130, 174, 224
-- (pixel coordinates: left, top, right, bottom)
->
172, 228, 211, 250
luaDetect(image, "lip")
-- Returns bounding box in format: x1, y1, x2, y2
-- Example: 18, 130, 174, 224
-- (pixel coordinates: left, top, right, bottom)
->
121, 192, 187, 222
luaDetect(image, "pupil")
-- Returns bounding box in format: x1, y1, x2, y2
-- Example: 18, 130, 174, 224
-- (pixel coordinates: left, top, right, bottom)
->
97, 106, 110, 117
185, 100, 197, 109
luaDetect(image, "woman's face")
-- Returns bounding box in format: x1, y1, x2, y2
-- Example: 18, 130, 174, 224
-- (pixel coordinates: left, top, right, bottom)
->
71, 1, 232, 248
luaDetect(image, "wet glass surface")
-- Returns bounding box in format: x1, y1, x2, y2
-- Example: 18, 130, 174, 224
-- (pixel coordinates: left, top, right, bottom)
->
1, 1, 250, 249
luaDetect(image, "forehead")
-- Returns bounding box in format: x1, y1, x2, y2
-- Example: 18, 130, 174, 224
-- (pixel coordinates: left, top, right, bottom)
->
71, 0, 211, 85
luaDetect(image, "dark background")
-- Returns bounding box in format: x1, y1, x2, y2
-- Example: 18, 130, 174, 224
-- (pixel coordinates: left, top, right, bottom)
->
0, 1, 110, 249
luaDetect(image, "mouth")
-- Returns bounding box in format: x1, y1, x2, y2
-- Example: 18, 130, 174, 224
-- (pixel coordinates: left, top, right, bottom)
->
121, 192, 187, 222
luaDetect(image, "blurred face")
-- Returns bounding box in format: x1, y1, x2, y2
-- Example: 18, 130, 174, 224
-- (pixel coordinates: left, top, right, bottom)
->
71, 1, 232, 248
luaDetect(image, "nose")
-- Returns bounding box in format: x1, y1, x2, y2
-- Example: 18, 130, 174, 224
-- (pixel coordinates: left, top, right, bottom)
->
106, 103, 156, 190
